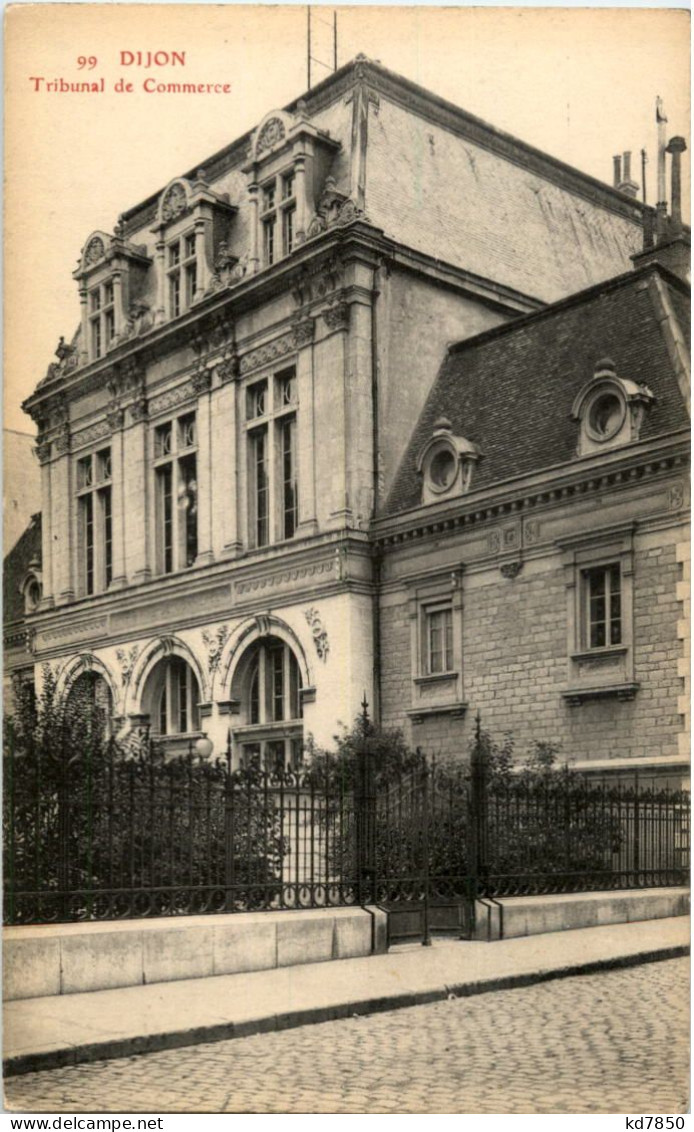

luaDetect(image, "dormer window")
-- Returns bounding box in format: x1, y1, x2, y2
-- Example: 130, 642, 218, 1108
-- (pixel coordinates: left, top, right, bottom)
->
167, 232, 197, 318
21, 565, 43, 614
418, 418, 480, 506
88, 280, 116, 360
261, 171, 296, 266
572, 360, 654, 457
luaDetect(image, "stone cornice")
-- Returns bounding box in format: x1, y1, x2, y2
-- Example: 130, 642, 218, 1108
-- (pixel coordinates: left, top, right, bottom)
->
373, 432, 690, 548
23, 224, 392, 415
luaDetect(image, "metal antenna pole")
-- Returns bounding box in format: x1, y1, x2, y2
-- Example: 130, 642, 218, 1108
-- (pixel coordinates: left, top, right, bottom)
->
333, 10, 337, 70
307, 5, 311, 89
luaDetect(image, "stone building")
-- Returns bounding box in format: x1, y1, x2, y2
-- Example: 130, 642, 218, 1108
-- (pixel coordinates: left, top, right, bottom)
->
7, 57, 690, 779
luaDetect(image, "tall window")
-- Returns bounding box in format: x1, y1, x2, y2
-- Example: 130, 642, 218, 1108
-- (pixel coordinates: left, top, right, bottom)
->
76, 448, 112, 595
168, 232, 197, 318
235, 637, 303, 771
88, 281, 116, 360
260, 172, 296, 266
584, 565, 622, 649
246, 367, 298, 548
154, 412, 198, 574
144, 657, 201, 738
425, 605, 454, 674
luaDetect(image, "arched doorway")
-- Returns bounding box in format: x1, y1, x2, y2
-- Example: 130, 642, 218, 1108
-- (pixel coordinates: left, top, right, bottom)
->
142, 656, 201, 751
231, 636, 303, 771
65, 671, 114, 737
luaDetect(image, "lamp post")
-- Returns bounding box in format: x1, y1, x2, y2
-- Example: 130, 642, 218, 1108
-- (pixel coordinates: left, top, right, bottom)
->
195, 735, 213, 760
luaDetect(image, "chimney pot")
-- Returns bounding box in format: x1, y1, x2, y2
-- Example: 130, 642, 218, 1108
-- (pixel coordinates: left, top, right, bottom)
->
613, 155, 622, 188
665, 135, 687, 235
623, 151, 632, 182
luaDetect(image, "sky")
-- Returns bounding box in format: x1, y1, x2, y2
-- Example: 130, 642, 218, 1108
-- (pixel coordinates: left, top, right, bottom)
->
4, 3, 690, 433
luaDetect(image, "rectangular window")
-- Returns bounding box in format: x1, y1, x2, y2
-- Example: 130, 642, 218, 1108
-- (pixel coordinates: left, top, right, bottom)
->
154, 412, 198, 575
169, 241, 180, 267
185, 262, 197, 307
282, 207, 295, 256
90, 289, 102, 313
426, 606, 453, 674
246, 380, 267, 421
282, 173, 295, 200
271, 647, 284, 722
104, 308, 115, 345
251, 428, 269, 547
91, 318, 102, 359
77, 447, 113, 595
262, 183, 276, 212
263, 217, 276, 266
585, 564, 622, 648
104, 281, 114, 306
184, 233, 196, 259
169, 274, 181, 319
281, 416, 297, 540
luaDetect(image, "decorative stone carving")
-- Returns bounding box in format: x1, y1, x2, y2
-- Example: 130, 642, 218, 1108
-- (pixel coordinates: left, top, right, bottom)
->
116, 645, 139, 687
239, 333, 295, 376
525, 519, 541, 545
207, 241, 240, 294
217, 350, 240, 384
122, 302, 153, 340
149, 379, 197, 417
323, 300, 350, 332
500, 561, 523, 580
161, 182, 187, 222
487, 531, 501, 555
306, 177, 364, 240
130, 398, 148, 423
256, 117, 286, 155
160, 636, 176, 656
293, 317, 315, 348
192, 369, 213, 395
35, 441, 51, 464
54, 423, 71, 455
305, 608, 329, 661
84, 236, 105, 265
669, 482, 685, 510
107, 405, 125, 432
201, 624, 230, 674
74, 419, 110, 449
292, 255, 344, 308
39, 336, 79, 387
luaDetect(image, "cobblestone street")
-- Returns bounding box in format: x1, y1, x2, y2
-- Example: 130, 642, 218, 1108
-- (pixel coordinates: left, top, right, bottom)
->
5, 958, 689, 1115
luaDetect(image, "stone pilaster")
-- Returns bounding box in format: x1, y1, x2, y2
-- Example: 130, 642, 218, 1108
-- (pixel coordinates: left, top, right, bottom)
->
294, 317, 317, 536
192, 369, 214, 565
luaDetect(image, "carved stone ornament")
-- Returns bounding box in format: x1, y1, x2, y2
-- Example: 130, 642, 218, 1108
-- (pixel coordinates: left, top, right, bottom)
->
35, 441, 51, 465
122, 302, 153, 340
256, 116, 286, 155
500, 561, 523, 580
669, 482, 685, 510
487, 531, 502, 555
130, 398, 148, 423
116, 645, 139, 687
107, 405, 125, 432
161, 182, 188, 222
217, 351, 239, 384
525, 519, 541, 546
192, 369, 212, 395
322, 300, 350, 333
54, 423, 71, 455
201, 624, 230, 674
306, 177, 364, 239
293, 318, 315, 348
84, 236, 106, 265
206, 241, 240, 294
239, 333, 295, 376
305, 607, 329, 661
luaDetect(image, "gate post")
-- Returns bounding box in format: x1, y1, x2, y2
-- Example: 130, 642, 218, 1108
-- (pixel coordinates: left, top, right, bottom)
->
420, 754, 432, 946
223, 731, 236, 912
356, 700, 376, 905
468, 713, 489, 935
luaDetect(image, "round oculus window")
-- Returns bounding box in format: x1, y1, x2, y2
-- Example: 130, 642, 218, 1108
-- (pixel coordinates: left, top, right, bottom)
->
587, 392, 625, 441
429, 448, 457, 491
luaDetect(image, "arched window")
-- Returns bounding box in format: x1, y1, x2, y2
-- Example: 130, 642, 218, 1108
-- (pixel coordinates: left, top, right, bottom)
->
233, 636, 303, 771
65, 671, 113, 737
143, 656, 201, 739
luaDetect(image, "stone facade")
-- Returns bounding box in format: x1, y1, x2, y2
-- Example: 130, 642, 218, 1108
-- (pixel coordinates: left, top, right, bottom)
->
6, 58, 689, 780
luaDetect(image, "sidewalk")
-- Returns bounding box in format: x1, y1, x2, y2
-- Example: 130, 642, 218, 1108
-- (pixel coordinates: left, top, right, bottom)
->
4, 916, 689, 1077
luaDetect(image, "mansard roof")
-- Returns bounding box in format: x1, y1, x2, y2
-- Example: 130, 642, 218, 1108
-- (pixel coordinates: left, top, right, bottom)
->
384, 263, 690, 517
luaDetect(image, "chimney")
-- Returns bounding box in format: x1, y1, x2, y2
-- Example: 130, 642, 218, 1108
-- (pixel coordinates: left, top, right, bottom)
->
656, 96, 668, 238
665, 135, 687, 235
618, 150, 639, 198
613, 155, 622, 188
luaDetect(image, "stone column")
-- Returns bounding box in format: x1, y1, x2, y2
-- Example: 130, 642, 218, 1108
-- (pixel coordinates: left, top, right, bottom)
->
112, 270, 124, 338
294, 317, 317, 535
78, 286, 89, 365
194, 217, 209, 297
107, 407, 127, 589
322, 300, 352, 527
36, 443, 54, 607
248, 182, 260, 274
51, 428, 74, 604
193, 369, 214, 565
212, 368, 242, 558
154, 237, 166, 323
294, 154, 307, 245
123, 396, 151, 583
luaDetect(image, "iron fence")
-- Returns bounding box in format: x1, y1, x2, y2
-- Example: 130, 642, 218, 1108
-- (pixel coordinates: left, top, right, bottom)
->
3, 728, 690, 928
